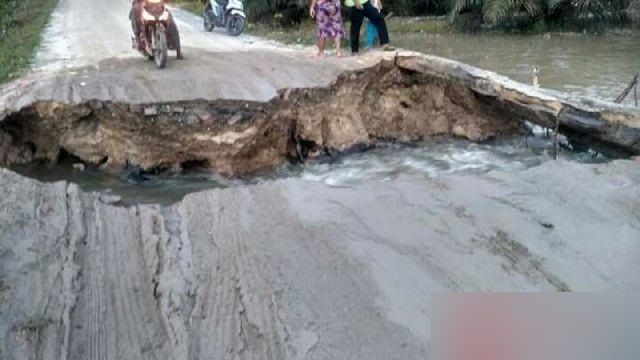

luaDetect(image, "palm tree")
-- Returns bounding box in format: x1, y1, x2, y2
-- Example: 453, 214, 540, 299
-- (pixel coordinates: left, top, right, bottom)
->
450, 0, 615, 25
482, 0, 543, 23
627, 0, 640, 21
548, 0, 613, 20
450, 0, 485, 18
449, 0, 541, 24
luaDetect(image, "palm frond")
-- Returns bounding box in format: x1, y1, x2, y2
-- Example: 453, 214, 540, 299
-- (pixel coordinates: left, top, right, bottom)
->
548, 0, 613, 19
483, 0, 542, 23
628, 0, 640, 21
548, 0, 569, 12
243, 0, 273, 19
449, 0, 484, 20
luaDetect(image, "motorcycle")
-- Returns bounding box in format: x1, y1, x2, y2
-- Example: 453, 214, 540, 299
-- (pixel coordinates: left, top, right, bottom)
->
203, 0, 246, 36
134, 0, 171, 68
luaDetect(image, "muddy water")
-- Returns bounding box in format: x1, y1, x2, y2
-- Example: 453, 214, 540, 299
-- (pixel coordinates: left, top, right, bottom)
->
11, 34, 631, 203
394, 32, 640, 101
11, 130, 606, 205
300, 136, 602, 186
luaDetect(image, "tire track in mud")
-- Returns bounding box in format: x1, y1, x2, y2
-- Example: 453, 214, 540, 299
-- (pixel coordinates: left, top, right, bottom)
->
153, 205, 196, 360
486, 230, 571, 292
133, 188, 288, 359
60, 184, 84, 360
241, 182, 432, 359
65, 199, 171, 359
184, 189, 286, 359
234, 212, 286, 359
8, 181, 69, 359
3, 159, 638, 358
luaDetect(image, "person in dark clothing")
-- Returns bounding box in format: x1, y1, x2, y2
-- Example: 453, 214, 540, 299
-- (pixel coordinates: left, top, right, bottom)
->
344, 0, 393, 55
130, 0, 144, 45
166, 12, 183, 59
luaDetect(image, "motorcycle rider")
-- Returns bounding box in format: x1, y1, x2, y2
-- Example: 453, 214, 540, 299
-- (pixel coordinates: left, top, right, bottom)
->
129, 0, 184, 59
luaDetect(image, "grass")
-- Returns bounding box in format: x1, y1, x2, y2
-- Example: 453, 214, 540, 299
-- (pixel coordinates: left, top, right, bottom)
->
247, 21, 319, 45
171, 0, 452, 45
245, 16, 452, 46
172, 0, 629, 37
0, 0, 59, 84
171, 0, 206, 15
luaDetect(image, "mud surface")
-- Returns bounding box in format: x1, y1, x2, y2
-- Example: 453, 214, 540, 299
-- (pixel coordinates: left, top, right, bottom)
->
1, 0, 640, 358
1, 160, 639, 359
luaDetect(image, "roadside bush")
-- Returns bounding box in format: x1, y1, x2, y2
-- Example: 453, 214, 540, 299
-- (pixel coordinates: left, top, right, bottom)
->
449, 0, 630, 30
628, 0, 640, 21
451, 11, 484, 30
175, 0, 631, 31
530, 17, 549, 30
493, 12, 537, 30
0, 0, 59, 83
411, 0, 452, 15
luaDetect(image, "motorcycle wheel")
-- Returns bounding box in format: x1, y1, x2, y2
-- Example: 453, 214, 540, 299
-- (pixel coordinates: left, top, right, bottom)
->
226, 15, 244, 36
154, 29, 168, 69
203, 14, 214, 32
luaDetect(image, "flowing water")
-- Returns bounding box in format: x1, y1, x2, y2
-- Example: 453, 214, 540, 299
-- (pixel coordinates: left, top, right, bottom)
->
11, 129, 607, 204
394, 31, 640, 102
11, 33, 634, 203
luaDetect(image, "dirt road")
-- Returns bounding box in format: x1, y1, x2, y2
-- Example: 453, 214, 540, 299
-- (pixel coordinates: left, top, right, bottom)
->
0, 0, 390, 111
0, 0, 640, 359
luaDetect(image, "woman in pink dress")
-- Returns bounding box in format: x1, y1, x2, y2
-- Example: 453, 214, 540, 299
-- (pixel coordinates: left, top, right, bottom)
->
309, 0, 344, 58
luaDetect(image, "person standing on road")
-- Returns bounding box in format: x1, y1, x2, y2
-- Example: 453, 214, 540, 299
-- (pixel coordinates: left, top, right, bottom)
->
345, 0, 393, 55
310, 0, 345, 58
364, 0, 382, 50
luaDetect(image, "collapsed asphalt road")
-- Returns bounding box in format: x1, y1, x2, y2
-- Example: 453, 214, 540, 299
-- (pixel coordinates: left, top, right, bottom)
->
0, 0, 640, 359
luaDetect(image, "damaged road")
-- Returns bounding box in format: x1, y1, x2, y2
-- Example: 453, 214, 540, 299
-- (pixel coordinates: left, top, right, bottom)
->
1, 0, 640, 359
2, 57, 639, 175
1, 159, 639, 359
0, 60, 527, 175
1, 0, 638, 174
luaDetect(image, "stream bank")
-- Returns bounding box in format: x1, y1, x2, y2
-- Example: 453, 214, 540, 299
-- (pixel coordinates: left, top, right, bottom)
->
249, 20, 640, 101
0, 59, 526, 176
2, 56, 639, 179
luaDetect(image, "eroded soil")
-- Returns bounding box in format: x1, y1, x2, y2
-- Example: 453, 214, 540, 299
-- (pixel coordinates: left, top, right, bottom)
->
0, 60, 525, 176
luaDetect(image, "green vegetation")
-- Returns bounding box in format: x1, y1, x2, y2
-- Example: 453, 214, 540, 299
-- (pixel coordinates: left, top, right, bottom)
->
450, 0, 632, 32
247, 21, 318, 45
0, 0, 59, 84
245, 16, 451, 45
174, 0, 635, 33
626, 0, 640, 24
172, 0, 452, 43
172, 0, 207, 14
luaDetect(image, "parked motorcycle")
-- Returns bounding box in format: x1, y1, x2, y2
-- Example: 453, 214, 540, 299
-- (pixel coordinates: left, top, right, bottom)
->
134, 0, 171, 68
203, 0, 246, 36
